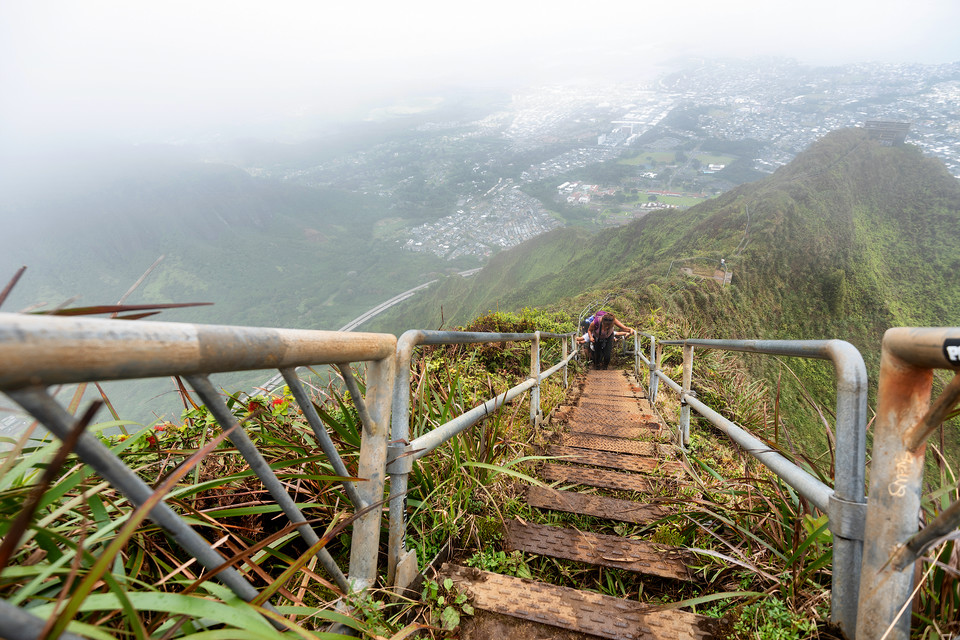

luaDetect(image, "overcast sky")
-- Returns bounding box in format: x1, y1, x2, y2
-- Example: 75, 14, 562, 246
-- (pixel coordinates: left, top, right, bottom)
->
2, 0, 960, 149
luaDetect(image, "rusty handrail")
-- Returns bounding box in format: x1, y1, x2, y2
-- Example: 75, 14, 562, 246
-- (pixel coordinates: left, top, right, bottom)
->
0, 312, 396, 634
856, 327, 960, 640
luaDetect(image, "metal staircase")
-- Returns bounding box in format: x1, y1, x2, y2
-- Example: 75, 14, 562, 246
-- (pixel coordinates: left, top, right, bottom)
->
442, 368, 728, 639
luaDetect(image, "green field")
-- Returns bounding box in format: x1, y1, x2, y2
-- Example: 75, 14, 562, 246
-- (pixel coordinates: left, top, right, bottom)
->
693, 153, 735, 166
620, 151, 677, 165
621, 151, 736, 167
646, 194, 711, 208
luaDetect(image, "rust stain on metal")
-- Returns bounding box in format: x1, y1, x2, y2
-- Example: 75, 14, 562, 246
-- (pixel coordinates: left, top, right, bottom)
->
504, 521, 694, 581
441, 564, 725, 639
525, 486, 672, 524
539, 463, 683, 492
545, 445, 684, 475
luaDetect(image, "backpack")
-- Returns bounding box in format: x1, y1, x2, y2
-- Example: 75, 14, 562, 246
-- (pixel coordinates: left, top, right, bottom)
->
589, 311, 610, 340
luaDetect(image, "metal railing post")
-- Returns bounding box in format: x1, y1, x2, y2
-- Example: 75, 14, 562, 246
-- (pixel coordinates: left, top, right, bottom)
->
349, 354, 395, 591
660, 337, 868, 636
649, 335, 659, 404
387, 329, 574, 591
562, 336, 569, 388
530, 331, 541, 426
387, 331, 421, 591
680, 344, 694, 447
856, 329, 941, 640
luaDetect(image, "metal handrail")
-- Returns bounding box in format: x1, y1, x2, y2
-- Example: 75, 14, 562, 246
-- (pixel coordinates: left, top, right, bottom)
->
386, 329, 576, 590
0, 312, 397, 634
856, 327, 960, 640
5, 308, 958, 639
636, 335, 868, 638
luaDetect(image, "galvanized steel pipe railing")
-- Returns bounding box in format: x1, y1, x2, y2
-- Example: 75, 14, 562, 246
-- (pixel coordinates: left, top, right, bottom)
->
387, 329, 576, 591
657, 338, 868, 638
0, 312, 397, 632
856, 327, 960, 640
634, 331, 659, 403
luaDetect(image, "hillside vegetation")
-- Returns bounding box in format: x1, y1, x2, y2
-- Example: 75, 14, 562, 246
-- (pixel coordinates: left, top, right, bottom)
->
371, 128, 960, 460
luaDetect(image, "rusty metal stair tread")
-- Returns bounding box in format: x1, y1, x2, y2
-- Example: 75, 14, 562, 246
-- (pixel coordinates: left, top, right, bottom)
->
525, 486, 672, 523
504, 520, 695, 581
441, 564, 726, 640
570, 404, 657, 422
580, 390, 642, 399
546, 445, 685, 475
566, 420, 665, 441
569, 408, 659, 425
540, 463, 683, 493
561, 433, 673, 457
578, 401, 647, 415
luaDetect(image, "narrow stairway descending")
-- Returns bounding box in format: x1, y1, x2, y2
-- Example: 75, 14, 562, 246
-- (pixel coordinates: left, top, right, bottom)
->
442, 368, 729, 640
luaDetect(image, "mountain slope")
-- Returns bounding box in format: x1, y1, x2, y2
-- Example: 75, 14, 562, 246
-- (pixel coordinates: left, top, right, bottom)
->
375, 128, 960, 346
1, 154, 470, 330
370, 128, 960, 459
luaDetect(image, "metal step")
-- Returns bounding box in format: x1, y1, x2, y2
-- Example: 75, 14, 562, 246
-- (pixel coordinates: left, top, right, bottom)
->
578, 398, 646, 414
540, 463, 680, 493
566, 420, 665, 441
441, 564, 726, 640
580, 389, 641, 399
569, 408, 658, 425
561, 433, 673, 457
545, 445, 685, 475
525, 486, 672, 524
504, 520, 694, 581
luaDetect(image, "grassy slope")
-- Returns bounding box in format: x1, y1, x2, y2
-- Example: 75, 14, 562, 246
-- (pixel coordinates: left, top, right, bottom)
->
373, 128, 960, 458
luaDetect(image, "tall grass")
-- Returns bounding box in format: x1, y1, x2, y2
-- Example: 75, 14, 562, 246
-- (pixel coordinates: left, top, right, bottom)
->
0, 375, 384, 639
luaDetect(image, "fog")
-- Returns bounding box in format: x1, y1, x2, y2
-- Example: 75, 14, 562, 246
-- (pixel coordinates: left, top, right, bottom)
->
2, 0, 959, 226
3, 0, 959, 150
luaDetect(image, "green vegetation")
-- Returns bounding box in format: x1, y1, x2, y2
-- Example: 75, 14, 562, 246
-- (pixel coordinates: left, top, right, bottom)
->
620, 151, 679, 165
376, 128, 960, 466
2, 299, 958, 637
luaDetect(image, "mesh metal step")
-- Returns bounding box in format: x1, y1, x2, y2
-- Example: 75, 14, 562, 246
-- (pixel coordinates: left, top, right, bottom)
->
579, 398, 646, 414
441, 564, 726, 639
568, 410, 659, 427
525, 486, 672, 524
545, 445, 685, 475
504, 520, 694, 581
580, 390, 641, 399
566, 420, 665, 441
540, 463, 681, 493
561, 433, 673, 457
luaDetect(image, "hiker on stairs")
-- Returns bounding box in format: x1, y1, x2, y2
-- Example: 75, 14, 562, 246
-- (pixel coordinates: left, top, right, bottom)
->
588, 312, 634, 369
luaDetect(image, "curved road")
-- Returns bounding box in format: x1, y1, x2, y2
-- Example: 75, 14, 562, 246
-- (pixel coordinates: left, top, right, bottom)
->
338, 267, 481, 332
259, 268, 481, 393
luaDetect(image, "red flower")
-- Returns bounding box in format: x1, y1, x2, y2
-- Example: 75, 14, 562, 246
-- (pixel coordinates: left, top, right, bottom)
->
147, 435, 157, 446
154, 425, 166, 432
271, 397, 285, 407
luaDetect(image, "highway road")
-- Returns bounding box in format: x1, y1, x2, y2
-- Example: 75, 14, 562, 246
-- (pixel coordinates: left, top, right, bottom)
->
259, 268, 481, 393
338, 268, 481, 331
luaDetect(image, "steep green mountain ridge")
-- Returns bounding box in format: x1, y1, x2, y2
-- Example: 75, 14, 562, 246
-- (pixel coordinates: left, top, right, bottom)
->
370, 128, 960, 459
374, 128, 960, 346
